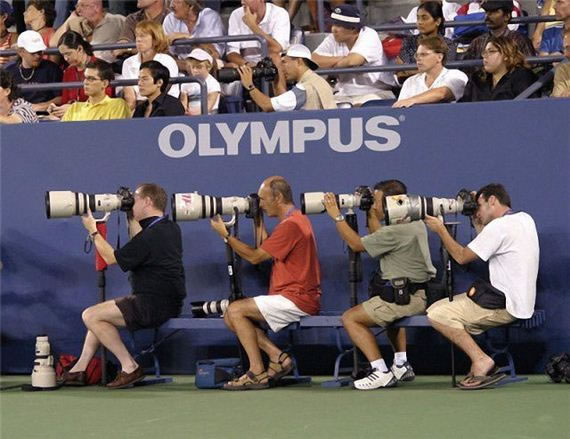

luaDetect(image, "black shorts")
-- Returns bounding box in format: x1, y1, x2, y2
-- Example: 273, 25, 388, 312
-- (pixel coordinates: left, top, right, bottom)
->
115, 294, 183, 331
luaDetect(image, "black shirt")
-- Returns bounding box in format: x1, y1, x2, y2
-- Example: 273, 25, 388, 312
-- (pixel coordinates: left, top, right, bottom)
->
133, 92, 185, 118
5, 60, 63, 104
114, 216, 186, 301
459, 67, 538, 102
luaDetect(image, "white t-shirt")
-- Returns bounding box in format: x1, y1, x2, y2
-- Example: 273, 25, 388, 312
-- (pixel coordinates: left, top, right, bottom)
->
270, 84, 307, 111
227, 3, 290, 64
181, 74, 220, 113
404, 1, 461, 39
313, 26, 395, 96
468, 212, 539, 319
398, 67, 467, 101
162, 8, 226, 58
120, 53, 180, 99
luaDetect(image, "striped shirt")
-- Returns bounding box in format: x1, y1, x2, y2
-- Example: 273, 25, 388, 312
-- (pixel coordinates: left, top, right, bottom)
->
9, 98, 39, 124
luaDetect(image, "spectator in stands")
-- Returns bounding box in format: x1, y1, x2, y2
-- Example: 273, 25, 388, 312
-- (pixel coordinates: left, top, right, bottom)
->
532, 0, 564, 55
463, 1, 535, 61
5, 30, 63, 112
163, 0, 225, 64
180, 48, 220, 114
396, 1, 458, 85
554, 0, 570, 29
273, 0, 345, 32
113, 0, 169, 60
0, 70, 39, 124
312, 5, 395, 106
456, 0, 523, 32
58, 183, 186, 389
552, 32, 570, 96
49, 0, 125, 63
237, 44, 336, 112
62, 59, 131, 121
133, 60, 185, 117
0, 2, 18, 67
24, 0, 57, 62
460, 36, 537, 102
394, 35, 467, 108
404, 0, 460, 39
210, 176, 321, 390
424, 183, 539, 390
322, 180, 436, 390
47, 31, 113, 120
121, 21, 179, 112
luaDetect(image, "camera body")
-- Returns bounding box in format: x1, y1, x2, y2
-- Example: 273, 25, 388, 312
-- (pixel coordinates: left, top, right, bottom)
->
300, 186, 374, 215
217, 57, 278, 84
171, 192, 260, 221
45, 187, 134, 219
383, 189, 477, 225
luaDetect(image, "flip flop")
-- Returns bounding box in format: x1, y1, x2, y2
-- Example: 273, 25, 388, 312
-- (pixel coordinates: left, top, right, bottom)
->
457, 372, 506, 390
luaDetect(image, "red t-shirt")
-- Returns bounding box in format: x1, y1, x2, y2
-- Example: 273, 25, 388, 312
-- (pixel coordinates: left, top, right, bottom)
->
61, 56, 113, 104
260, 210, 321, 315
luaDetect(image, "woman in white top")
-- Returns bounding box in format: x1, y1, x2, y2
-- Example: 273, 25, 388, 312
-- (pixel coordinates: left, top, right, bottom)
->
180, 48, 220, 115
393, 35, 467, 108
121, 20, 179, 111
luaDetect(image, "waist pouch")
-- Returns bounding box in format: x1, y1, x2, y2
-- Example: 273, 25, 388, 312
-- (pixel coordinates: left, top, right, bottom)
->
467, 279, 506, 310
369, 272, 427, 306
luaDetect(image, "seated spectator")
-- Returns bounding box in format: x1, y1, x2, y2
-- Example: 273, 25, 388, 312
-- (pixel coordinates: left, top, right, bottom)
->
552, 32, 570, 97
62, 59, 131, 121
394, 35, 467, 108
237, 44, 337, 112
0, 70, 39, 124
49, 0, 125, 63
556, 0, 570, 28
404, 0, 461, 39
113, 0, 169, 60
4, 30, 63, 112
163, 0, 225, 64
460, 36, 537, 102
47, 31, 113, 119
180, 48, 220, 115
397, 1, 458, 85
0, 1, 17, 67
312, 5, 396, 106
532, 0, 564, 55
24, 0, 57, 61
463, 1, 535, 62
133, 60, 185, 117
121, 21, 180, 111
273, 0, 345, 32
456, 0, 523, 32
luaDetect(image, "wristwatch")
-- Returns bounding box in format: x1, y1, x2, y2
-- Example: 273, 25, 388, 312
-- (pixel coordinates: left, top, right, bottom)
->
334, 214, 345, 223
90, 231, 99, 239
246, 84, 255, 91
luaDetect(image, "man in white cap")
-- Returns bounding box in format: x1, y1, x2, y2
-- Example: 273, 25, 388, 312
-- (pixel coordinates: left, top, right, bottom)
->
312, 4, 395, 106
237, 43, 336, 111
5, 30, 62, 112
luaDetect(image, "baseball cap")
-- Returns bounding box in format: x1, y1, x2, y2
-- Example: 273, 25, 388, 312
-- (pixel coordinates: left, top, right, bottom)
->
17, 30, 47, 53
188, 48, 213, 64
481, 1, 514, 12
285, 44, 319, 70
331, 4, 362, 30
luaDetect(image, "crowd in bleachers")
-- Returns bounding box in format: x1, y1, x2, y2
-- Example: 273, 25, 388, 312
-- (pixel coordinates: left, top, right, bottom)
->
0, 0, 568, 124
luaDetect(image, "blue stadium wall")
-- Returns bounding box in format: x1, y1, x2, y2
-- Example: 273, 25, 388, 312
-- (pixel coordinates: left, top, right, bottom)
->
1, 99, 569, 375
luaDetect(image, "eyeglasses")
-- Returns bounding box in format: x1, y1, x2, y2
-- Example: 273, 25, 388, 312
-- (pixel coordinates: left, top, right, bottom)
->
414, 51, 436, 60
83, 76, 102, 82
482, 49, 500, 57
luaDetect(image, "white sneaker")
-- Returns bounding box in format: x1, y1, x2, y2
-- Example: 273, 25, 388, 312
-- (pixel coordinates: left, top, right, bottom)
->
391, 361, 416, 382
353, 369, 398, 390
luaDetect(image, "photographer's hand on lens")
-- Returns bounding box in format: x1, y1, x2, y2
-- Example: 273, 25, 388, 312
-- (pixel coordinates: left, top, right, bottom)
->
323, 192, 341, 219
210, 215, 229, 239
238, 65, 255, 90
423, 214, 445, 233
81, 209, 97, 235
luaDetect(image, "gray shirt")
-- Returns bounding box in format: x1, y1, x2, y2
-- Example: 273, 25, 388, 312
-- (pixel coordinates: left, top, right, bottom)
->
361, 221, 436, 283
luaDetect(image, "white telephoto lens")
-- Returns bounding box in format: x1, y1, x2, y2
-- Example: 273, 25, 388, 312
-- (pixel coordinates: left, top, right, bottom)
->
173, 193, 204, 221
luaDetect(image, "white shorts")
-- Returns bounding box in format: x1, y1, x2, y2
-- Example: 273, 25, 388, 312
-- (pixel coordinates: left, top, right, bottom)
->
253, 294, 309, 332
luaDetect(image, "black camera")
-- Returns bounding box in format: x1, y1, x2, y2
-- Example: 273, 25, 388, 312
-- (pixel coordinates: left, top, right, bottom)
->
217, 57, 278, 84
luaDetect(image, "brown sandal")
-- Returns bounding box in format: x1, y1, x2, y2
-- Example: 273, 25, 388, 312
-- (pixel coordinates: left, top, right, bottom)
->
268, 352, 294, 382
222, 370, 269, 391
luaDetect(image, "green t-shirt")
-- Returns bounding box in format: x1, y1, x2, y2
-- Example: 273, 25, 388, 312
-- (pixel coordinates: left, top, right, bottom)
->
361, 221, 436, 283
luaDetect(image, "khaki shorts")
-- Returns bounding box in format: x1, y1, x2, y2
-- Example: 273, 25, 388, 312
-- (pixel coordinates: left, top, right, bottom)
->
362, 290, 427, 327
427, 293, 516, 335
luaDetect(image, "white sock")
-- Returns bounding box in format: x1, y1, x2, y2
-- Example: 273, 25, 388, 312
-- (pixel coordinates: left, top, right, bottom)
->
394, 352, 407, 366
370, 359, 388, 373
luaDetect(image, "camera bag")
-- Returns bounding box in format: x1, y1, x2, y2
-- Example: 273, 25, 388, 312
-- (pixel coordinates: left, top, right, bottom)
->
195, 358, 241, 389
467, 279, 506, 310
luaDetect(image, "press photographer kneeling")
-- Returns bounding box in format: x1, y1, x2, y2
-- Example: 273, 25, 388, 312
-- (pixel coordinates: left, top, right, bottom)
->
322, 180, 436, 390
424, 183, 539, 390
58, 184, 186, 389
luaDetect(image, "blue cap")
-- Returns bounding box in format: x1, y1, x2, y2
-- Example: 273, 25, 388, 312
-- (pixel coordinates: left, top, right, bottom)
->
331, 5, 362, 30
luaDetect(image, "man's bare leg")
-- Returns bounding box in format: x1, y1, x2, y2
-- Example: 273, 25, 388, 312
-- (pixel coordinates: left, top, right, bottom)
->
69, 330, 100, 373
386, 327, 406, 353
342, 305, 383, 362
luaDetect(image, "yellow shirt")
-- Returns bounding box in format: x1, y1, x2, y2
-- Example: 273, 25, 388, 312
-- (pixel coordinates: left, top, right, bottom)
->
62, 96, 131, 122
552, 63, 570, 97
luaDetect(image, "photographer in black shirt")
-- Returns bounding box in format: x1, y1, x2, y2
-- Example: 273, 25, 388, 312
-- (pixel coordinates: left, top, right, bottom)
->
58, 183, 186, 389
